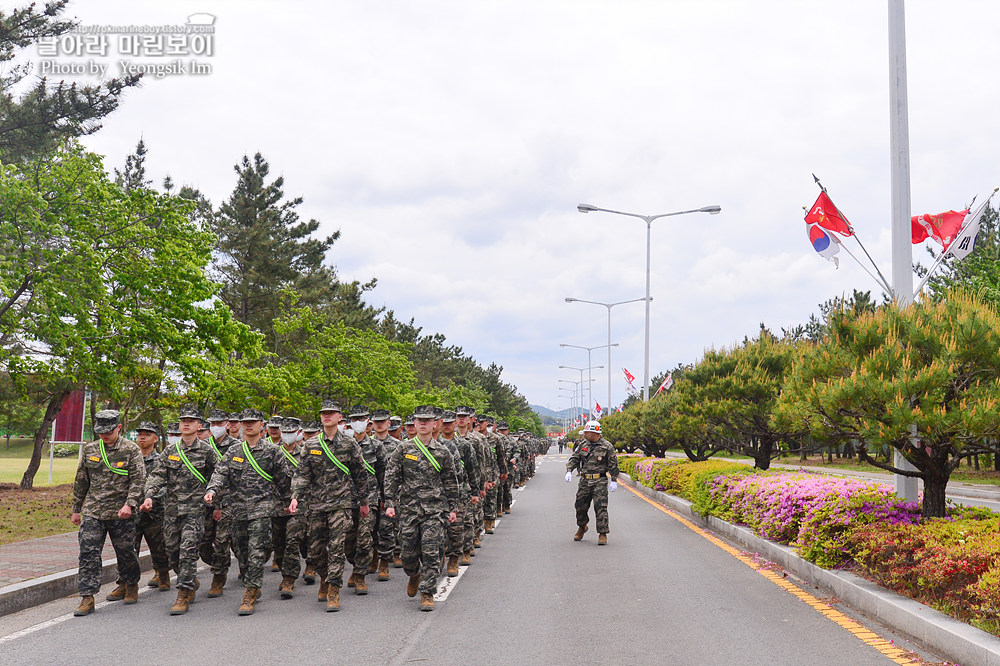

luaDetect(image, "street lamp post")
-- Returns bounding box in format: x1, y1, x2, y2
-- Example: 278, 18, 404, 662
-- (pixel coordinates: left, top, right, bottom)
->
560, 346, 612, 416
578, 203, 721, 400
566, 296, 649, 412
558, 377, 596, 425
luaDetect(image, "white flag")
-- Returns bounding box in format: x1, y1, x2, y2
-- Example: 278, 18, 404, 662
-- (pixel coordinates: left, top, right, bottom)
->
949, 197, 992, 260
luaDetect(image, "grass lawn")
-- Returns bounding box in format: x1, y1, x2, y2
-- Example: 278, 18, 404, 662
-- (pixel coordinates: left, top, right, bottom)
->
782, 455, 1000, 486
0, 458, 78, 485
0, 483, 76, 545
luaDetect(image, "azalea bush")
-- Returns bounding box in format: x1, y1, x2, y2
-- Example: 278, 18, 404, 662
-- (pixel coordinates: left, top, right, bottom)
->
617, 456, 744, 498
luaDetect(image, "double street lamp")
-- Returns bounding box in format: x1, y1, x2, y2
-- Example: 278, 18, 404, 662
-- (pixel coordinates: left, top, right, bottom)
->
565, 296, 649, 413
558, 377, 596, 425
559, 347, 612, 417
577, 203, 721, 400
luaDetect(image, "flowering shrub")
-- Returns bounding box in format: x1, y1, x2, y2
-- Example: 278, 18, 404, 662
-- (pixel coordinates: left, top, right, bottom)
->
617, 456, 744, 500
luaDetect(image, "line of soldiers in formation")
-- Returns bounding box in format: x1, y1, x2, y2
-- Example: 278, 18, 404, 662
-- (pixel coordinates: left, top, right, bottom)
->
71, 401, 549, 616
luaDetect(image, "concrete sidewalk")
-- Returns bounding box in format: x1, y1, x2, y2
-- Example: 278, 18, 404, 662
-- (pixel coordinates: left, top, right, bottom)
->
1, 531, 152, 617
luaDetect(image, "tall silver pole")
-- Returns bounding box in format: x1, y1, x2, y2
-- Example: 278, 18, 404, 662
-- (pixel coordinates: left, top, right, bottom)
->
607, 306, 612, 413
586, 348, 593, 416
889, 0, 918, 502
643, 219, 652, 401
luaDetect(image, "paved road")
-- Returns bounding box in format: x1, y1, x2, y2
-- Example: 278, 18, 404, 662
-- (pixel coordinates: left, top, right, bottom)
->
0, 454, 945, 665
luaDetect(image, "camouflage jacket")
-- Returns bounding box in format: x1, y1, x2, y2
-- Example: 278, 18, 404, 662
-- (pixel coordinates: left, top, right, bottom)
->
384, 436, 460, 516
144, 437, 219, 516
484, 430, 510, 477
438, 436, 468, 494
376, 434, 401, 457
354, 434, 386, 507
206, 438, 293, 520
72, 437, 146, 519
468, 430, 495, 483
291, 431, 369, 514
140, 449, 165, 520
566, 437, 619, 480
274, 442, 306, 517
453, 432, 483, 494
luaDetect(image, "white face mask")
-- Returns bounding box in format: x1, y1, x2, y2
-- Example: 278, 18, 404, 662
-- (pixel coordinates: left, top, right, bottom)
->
351, 420, 368, 434
342, 426, 354, 437
280, 432, 299, 445
487, 426, 494, 433
210, 425, 227, 439
167, 435, 181, 445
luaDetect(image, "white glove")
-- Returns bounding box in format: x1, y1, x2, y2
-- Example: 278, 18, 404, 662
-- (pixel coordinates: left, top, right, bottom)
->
609, 481, 618, 492
564, 472, 572, 483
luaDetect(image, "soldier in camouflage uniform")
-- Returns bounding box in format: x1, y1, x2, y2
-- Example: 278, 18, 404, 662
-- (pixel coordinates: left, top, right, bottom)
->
274, 417, 309, 598
403, 414, 416, 441
388, 415, 403, 441
295, 420, 320, 585
141, 405, 219, 615
457, 407, 487, 548
112, 422, 169, 595
200, 409, 242, 598
475, 414, 506, 535
565, 420, 620, 545
205, 408, 293, 615
436, 410, 468, 576
343, 406, 385, 595
442, 410, 482, 568
71, 410, 146, 616
371, 409, 400, 581
384, 404, 460, 612
289, 400, 370, 612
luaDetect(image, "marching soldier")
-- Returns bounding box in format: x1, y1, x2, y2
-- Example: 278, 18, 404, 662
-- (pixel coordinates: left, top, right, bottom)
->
344, 406, 385, 595
384, 404, 459, 611
274, 417, 308, 597
371, 409, 399, 581
204, 408, 293, 616
72, 410, 146, 616
202, 409, 241, 598
289, 400, 369, 612
141, 405, 219, 615
565, 420, 619, 545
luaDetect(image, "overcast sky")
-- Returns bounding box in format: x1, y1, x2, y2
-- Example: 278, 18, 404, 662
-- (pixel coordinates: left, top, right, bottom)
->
21, 0, 1000, 414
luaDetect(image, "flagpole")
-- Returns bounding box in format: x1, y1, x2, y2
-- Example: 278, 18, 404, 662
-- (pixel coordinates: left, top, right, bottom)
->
835, 235, 893, 295
813, 174, 893, 293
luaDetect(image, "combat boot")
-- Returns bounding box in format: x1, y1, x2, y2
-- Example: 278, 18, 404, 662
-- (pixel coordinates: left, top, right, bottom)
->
574, 524, 588, 541
446, 555, 459, 577
208, 574, 226, 598
318, 579, 329, 602
354, 574, 368, 595
169, 589, 190, 615
392, 556, 403, 568
279, 576, 296, 599
123, 584, 139, 605
368, 559, 378, 574
157, 569, 171, 591
473, 534, 482, 547
377, 559, 390, 581
406, 574, 420, 598
147, 571, 160, 588
238, 587, 260, 616
303, 565, 317, 585
460, 551, 472, 566
106, 583, 127, 601
419, 592, 435, 611
484, 519, 495, 534
325, 586, 340, 612
74, 595, 95, 616
346, 572, 357, 588
598, 533, 608, 545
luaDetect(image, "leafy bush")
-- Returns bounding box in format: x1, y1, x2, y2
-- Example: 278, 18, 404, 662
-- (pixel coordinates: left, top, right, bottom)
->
52, 442, 80, 458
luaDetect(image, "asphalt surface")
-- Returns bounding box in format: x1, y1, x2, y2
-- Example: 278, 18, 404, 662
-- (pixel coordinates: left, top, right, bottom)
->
0, 454, 944, 665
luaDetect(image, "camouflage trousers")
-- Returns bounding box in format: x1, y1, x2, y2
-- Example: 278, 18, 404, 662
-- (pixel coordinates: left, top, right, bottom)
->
376, 506, 397, 560
351, 508, 377, 573
164, 511, 205, 591
472, 492, 484, 536
462, 498, 476, 552
78, 517, 138, 596
200, 507, 238, 576
233, 517, 271, 589
307, 509, 351, 588
274, 513, 309, 579
445, 502, 465, 557
500, 478, 512, 512
574, 477, 610, 534
483, 482, 498, 520
116, 510, 167, 584
399, 510, 446, 596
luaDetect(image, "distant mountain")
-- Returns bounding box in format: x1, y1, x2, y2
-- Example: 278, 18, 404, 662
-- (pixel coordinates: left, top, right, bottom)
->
530, 404, 575, 420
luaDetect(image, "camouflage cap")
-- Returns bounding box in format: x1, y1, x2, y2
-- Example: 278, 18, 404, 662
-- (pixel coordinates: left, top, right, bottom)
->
413, 405, 435, 419
404, 414, 415, 426
167, 421, 181, 435
178, 404, 201, 421
371, 409, 391, 422
280, 416, 302, 432
199, 419, 211, 431
239, 408, 266, 422
441, 410, 457, 423
348, 405, 370, 420
93, 410, 121, 434
208, 408, 230, 422
432, 406, 444, 418
319, 399, 342, 413
302, 420, 321, 432
135, 421, 159, 434
267, 414, 283, 428
454, 405, 473, 416
389, 416, 402, 428
497, 420, 509, 430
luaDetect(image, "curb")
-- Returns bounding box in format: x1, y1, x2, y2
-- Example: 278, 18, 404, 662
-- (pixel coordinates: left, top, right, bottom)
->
0, 550, 152, 618
619, 473, 1000, 666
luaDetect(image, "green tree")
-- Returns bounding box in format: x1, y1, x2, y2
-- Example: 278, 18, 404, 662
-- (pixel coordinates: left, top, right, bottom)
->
0, 1, 140, 162
773, 290, 1000, 517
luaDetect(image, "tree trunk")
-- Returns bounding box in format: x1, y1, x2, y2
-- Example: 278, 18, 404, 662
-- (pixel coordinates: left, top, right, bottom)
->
922, 473, 948, 518
20, 389, 72, 489
754, 439, 773, 471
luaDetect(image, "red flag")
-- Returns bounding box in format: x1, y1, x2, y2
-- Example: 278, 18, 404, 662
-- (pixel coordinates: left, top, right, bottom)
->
656, 373, 673, 395
805, 192, 852, 237
623, 367, 635, 384
911, 209, 969, 249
